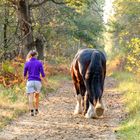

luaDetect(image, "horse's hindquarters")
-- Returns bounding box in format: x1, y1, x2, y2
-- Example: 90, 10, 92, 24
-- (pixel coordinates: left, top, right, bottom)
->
71, 49, 106, 119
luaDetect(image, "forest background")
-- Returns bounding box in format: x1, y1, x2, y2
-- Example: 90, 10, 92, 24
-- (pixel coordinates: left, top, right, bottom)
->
0, 0, 140, 139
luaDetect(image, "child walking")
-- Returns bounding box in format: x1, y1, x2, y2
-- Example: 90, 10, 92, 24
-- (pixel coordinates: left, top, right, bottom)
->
24, 50, 47, 116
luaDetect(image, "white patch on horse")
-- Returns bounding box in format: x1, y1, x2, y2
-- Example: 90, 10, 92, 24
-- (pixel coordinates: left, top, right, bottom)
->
81, 96, 84, 111
74, 94, 82, 114
85, 102, 96, 118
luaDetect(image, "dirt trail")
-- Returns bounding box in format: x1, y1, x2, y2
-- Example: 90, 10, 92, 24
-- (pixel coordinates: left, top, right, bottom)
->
0, 77, 124, 140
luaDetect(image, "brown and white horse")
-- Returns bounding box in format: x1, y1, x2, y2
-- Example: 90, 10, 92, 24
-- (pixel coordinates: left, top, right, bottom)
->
71, 48, 106, 118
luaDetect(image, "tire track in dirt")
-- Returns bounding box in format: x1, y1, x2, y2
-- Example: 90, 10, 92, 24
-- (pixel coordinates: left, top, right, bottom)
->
0, 77, 124, 140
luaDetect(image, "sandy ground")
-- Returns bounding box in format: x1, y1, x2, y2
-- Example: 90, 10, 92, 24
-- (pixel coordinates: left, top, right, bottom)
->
0, 77, 124, 140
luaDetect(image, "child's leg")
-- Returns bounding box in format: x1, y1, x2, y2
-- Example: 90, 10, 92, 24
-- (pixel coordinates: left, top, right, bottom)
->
34, 92, 39, 115
28, 93, 34, 116
34, 92, 39, 114
34, 81, 42, 114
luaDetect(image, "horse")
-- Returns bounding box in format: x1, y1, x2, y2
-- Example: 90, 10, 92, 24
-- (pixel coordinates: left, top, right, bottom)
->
71, 48, 106, 118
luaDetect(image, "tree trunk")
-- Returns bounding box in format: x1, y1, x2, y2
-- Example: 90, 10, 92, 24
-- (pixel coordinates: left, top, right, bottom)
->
3, 3, 9, 50
35, 38, 44, 60
17, 0, 34, 57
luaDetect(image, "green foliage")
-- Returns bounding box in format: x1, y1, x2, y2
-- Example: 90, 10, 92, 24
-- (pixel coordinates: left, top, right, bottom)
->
111, 71, 134, 82
0, 1, 19, 52
107, 0, 140, 74
0, 0, 105, 61
66, 0, 87, 13
1, 61, 14, 73
72, 13, 104, 46
29, 0, 105, 59
118, 113, 140, 140
112, 71, 140, 140
0, 83, 27, 129
125, 38, 140, 73
0, 84, 26, 103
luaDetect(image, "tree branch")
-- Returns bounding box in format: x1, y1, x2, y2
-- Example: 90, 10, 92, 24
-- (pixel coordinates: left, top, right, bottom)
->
51, 0, 70, 4
7, 0, 18, 5
30, 0, 49, 8
30, 0, 70, 8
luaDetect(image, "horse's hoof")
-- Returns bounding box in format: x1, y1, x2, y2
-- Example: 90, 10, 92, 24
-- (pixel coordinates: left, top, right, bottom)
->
85, 113, 92, 118
95, 107, 104, 117
85, 112, 96, 119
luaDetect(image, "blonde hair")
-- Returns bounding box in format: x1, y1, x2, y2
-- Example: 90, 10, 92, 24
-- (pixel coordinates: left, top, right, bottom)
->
26, 50, 38, 62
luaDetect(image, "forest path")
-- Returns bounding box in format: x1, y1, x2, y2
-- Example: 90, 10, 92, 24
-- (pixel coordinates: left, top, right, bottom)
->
0, 77, 124, 140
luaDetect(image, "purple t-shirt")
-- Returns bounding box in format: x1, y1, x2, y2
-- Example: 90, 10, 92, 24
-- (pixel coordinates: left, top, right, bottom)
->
24, 57, 45, 81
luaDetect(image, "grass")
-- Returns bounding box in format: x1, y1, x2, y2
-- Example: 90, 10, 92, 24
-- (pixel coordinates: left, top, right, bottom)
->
0, 84, 27, 129
0, 74, 71, 130
117, 113, 140, 140
111, 71, 140, 140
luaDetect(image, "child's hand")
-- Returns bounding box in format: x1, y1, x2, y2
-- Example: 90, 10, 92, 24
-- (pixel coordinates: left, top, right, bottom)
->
23, 77, 27, 83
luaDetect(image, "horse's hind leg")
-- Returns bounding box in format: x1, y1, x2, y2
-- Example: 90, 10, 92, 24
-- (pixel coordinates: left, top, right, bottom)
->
84, 71, 96, 118
73, 81, 84, 115
71, 70, 83, 115
79, 81, 86, 114
74, 93, 83, 115
95, 70, 106, 117
95, 82, 105, 117
85, 92, 96, 118
95, 98, 105, 117
83, 91, 89, 115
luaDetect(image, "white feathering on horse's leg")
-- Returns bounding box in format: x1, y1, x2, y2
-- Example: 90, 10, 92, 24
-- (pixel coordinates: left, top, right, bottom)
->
74, 94, 82, 115
85, 102, 96, 118
81, 96, 84, 113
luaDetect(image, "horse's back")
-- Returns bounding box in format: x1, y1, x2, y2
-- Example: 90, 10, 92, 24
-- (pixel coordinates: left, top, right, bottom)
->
71, 48, 106, 78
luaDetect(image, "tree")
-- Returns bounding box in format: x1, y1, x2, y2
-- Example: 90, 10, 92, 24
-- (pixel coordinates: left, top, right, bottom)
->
107, 0, 140, 73
0, 0, 105, 60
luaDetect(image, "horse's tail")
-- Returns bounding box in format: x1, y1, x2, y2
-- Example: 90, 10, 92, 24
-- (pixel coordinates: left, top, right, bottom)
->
85, 50, 102, 103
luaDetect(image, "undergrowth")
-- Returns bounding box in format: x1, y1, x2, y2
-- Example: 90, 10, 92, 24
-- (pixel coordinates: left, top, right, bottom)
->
111, 71, 140, 140
0, 84, 27, 129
